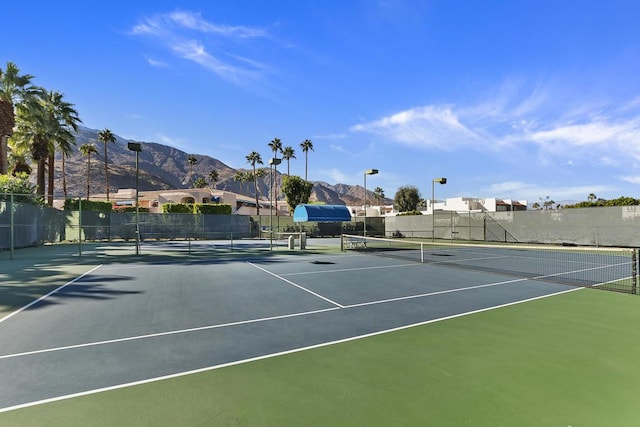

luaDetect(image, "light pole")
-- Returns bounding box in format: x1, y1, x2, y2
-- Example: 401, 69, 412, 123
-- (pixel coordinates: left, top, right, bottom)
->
363, 169, 378, 237
269, 157, 281, 250
432, 177, 447, 241
128, 142, 142, 255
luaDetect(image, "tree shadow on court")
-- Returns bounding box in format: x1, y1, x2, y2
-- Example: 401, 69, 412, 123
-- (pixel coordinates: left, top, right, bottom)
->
0, 241, 340, 317
0, 265, 142, 316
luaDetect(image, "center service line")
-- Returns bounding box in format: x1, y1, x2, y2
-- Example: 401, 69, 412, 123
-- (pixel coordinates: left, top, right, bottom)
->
246, 261, 344, 308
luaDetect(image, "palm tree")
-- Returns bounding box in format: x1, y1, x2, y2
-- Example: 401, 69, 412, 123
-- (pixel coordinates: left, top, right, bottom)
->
11, 90, 79, 203
44, 91, 80, 205
187, 154, 198, 187
300, 139, 313, 181
7, 146, 31, 176
0, 62, 37, 175
373, 186, 385, 206
98, 128, 116, 201
282, 146, 296, 175
268, 138, 283, 214
588, 193, 597, 203
208, 169, 219, 188
246, 151, 263, 215
79, 143, 97, 199
233, 170, 246, 193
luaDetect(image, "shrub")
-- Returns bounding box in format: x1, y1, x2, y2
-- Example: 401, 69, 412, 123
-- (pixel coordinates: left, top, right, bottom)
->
64, 199, 113, 212
397, 210, 423, 216
162, 203, 193, 213
194, 203, 232, 215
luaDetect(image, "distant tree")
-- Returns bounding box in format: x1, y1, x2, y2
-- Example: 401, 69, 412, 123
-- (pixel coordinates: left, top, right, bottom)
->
373, 186, 385, 206
281, 175, 313, 212
193, 177, 208, 188
300, 139, 314, 181
588, 193, 597, 203
98, 128, 116, 201
394, 186, 421, 212
282, 146, 296, 175
234, 170, 250, 194
540, 196, 555, 210
246, 151, 263, 215
187, 155, 198, 186
79, 143, 98, 199
532, 202, 541, 210
208, 169, 219, 187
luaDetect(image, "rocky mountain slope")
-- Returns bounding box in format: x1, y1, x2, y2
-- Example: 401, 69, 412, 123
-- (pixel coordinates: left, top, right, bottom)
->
49, 126, 393, 206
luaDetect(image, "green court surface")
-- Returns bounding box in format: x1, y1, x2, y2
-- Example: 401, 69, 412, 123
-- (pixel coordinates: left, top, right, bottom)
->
2, 288, 639, 426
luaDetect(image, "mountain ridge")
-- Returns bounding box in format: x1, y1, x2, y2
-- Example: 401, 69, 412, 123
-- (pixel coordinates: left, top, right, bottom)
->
49, 126, 393, 206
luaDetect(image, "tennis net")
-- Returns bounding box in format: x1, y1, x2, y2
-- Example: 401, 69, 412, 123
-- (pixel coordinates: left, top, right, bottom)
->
341, 234, 638, 294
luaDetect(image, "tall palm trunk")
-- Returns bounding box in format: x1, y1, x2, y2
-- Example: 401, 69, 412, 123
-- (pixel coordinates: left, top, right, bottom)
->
47, 152, 55, 206
104, 144, 109, 201
253, 166, 260, 215
0, 135, 8, 175
0, 100, 15, 175
31, 136, 48, 197
86, 154, 91, 200
62, 154, 68, 199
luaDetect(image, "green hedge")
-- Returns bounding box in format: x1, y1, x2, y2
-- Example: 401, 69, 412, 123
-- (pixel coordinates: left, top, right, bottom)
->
115, 206, 150, 213
194, 203, 232, 215
162, 203, 232, 214
162, 203, 193, 213
64, 199, 113, 212
397, 210, 423, 216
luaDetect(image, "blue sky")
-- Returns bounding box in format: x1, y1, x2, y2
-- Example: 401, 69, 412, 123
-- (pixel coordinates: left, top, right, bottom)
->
3, 0, 640, 203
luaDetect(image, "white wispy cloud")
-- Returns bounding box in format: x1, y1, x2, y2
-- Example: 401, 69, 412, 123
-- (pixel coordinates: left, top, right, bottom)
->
351, 80, 640, 166
620, 175, 640, 185
155, 132, 193, 152
317, 168, 357, 185
330, 144, 349, 154
130, 10, 270, 84
350, 105, 479, 150
144, 56, 169, 68
481, 181, 617, 202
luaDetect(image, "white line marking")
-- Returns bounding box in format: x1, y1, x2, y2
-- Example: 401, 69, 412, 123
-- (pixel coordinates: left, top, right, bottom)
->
0, 272, 572, 361
246, 261, 344, 308
0, 307, 341, 360
282, 262, 419, 276
0, 287, 581, 414
0, 265, 103, 325
343, 277, 531, 309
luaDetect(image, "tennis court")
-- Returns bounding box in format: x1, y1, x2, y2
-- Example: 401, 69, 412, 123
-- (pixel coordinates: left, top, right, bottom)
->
1, 237, 640, 424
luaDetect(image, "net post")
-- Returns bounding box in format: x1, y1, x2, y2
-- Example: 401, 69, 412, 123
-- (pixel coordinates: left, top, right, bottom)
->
633, 249, 638, 295
340, 235, 344, 252
420, 242, 425, 263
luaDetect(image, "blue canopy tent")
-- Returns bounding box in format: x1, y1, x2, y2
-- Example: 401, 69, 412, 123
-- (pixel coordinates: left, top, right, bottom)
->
293, 204, 352, 222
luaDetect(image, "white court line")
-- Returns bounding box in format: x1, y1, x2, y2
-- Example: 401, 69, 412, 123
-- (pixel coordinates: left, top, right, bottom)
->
0, 265, 103, 325
282, 262, 420, 276
0, 306, 341, 361
0, 286, 581, 414
246, 261, 344, 308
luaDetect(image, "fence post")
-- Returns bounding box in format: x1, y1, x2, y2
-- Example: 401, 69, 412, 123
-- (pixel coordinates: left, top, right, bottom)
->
78, 198, 82, 257
10, 192, 14, 260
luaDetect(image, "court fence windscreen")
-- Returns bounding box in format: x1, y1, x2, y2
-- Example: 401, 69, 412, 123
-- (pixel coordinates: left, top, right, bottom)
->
341, 234, 638, 294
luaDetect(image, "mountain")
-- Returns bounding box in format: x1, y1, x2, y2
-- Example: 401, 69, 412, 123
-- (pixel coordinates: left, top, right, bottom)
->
49, 126, 394, 206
